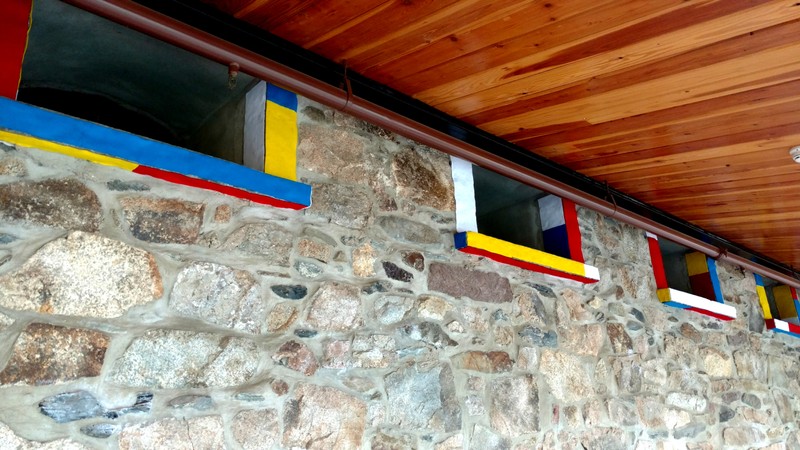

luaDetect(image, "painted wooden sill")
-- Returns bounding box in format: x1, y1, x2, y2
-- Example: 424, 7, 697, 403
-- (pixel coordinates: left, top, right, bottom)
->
454, 231, 600, 284
657, 288, 737, 321
0, 98, 311, 209
765, 318, 800, 337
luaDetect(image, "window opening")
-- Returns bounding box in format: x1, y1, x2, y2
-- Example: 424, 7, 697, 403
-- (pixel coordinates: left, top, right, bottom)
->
755, 274, 800, 337
647, 232, 736, 320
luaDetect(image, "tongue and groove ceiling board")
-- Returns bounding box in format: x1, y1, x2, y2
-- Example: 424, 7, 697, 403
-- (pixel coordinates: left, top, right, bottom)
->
201, 0, 800, 268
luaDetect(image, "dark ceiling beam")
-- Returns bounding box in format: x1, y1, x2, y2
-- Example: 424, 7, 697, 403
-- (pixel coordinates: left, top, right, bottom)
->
62, 0, 800, 288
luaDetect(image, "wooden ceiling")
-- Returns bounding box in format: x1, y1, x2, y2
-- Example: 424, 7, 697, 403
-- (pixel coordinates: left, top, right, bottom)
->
202, 0, 800, 268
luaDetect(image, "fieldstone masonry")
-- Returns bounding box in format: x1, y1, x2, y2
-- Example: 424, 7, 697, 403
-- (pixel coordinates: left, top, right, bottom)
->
0, 97, 799, 449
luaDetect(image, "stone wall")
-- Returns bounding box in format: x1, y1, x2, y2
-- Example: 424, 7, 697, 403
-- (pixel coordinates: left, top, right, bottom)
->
0, 97, 798, 450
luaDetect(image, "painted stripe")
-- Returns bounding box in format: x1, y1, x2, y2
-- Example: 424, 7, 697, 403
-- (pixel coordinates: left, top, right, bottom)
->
133, 166, 306, 210
456, 231, 599, 283
458, 245, 598, 284
756, 285, 772, 320
0, 130, 139, 170
705, 257, 724, 302
562, 198, 584, 263
657, 287, 736, 319
266, 83, 298, 110
451, 156, 478, 233
0, 98, 311, 207
647, 234, 669, 289
0, 0, 32, 99
766, 319, 800, 337
538, 195, 565, 230
243, 80, 266, 172
685, 252, 709, 276
264, 101, 297, 180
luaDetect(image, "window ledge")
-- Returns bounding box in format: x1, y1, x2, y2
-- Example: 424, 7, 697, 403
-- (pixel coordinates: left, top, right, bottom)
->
766, 318, 800, 337
454, 231, 599, 283
0, 98, 311, 209
657, 288, 737, 321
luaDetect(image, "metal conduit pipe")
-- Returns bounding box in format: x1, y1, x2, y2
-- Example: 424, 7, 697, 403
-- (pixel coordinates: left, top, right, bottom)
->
64, 0, 800, 290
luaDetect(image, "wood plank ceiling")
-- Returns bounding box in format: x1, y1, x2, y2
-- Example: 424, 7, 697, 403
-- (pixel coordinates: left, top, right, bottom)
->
202, 0, 800, 269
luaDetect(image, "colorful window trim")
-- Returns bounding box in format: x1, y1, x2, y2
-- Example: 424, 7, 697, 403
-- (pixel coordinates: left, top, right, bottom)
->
647, 232, 736, 321
0, 98, 312, 209
244, 81, 299, 181
755, 274, 800, 337
451, 156, 599, 283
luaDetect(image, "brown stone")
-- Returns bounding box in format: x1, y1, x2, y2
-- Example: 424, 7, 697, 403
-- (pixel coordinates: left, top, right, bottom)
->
392, 148, 454, 211
297, 122, 373, 184
323, 340, 351, 369
561, 324, 605, 357
679, 323, 703, 343
212, 204, 231, 222
298, 238, 334, 262
220, 222, 293, 265
352, 242, 378, 277
451, 351, 513, 373
489, 375, 538, 437
701, 347, 734, 377
402, 251, 425, 271
723, 427, 766, 447
273, 340, 319, 376
383, 261, 413, 282
232, 409, 280, 450
272, 379, 289, 395
307, 282, 363, 331
377, 216, 440, 244
310, 183, 372, 229
267, 302, 298, 332
428, 263, 512, 304
0, 178, 101, 231
283, 384, 367, 450
119, 416, 224, 450
0, 232, 162, 318
607, 323, 633, 354
120, 197, 204, 244
0, 323, 108, 385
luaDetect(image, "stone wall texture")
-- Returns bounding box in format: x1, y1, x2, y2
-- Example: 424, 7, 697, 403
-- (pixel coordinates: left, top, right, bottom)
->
0, 100, 799, 450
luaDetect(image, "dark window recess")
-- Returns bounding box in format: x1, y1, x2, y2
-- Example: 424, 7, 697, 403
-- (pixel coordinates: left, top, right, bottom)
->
473, 165, 562, 255
19, 0, 255, 163
658, 237, 718, 301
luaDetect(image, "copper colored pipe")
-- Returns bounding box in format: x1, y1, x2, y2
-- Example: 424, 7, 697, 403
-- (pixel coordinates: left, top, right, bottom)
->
63, 0, 800, 290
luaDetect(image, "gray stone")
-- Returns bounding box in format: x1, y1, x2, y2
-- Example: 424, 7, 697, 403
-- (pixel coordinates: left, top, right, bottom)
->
451, 351, 513, 373
375, 295, 414, 325
120, 196, 204, 244
630, 308, 645, 322
295, 260, 323, 278
307, 282, 363, 331
666, 392, 707, 413
516, 289, 549, 325
377, 216, 440, 244
271, 284, 308, 300
385, 364, 460, 432
580, 428, 627, 450
383, 261, 413, 282
371, 430, 415, 450
363, 281, 392, 295
310, 183, 372, 229
170, 262, 265, 333
39, 391, 152, 423
392, 148, 454, 211
0, 156, 26, 176
109, 329, 259, 388
428, 263, 512, 303
295, 329, 318, 338
518, 326, 558, 347
719, 405, 735, 422
0, 233, 16, 245
0, 178, 101, 231
674, 423, 704, 440
297, 122, 373, 184
401, 322, 456, 348
0, 232, 162, 318
232, 409, 280, 450
0, 323, 108, 385
742, 393, 762, 409
118, 416, 224, 450
107, 179, 149, 191
80, 423, 120, 439
539, 350, 593, 403
0, 421, 90, 449
283, 384, 367, 450
221, 222, 293, 266
471, 425, 510, 450
273, 340, 319, 375
352, 334, 397, 368
168, 395, 214, 411
489, 375, 538, 437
